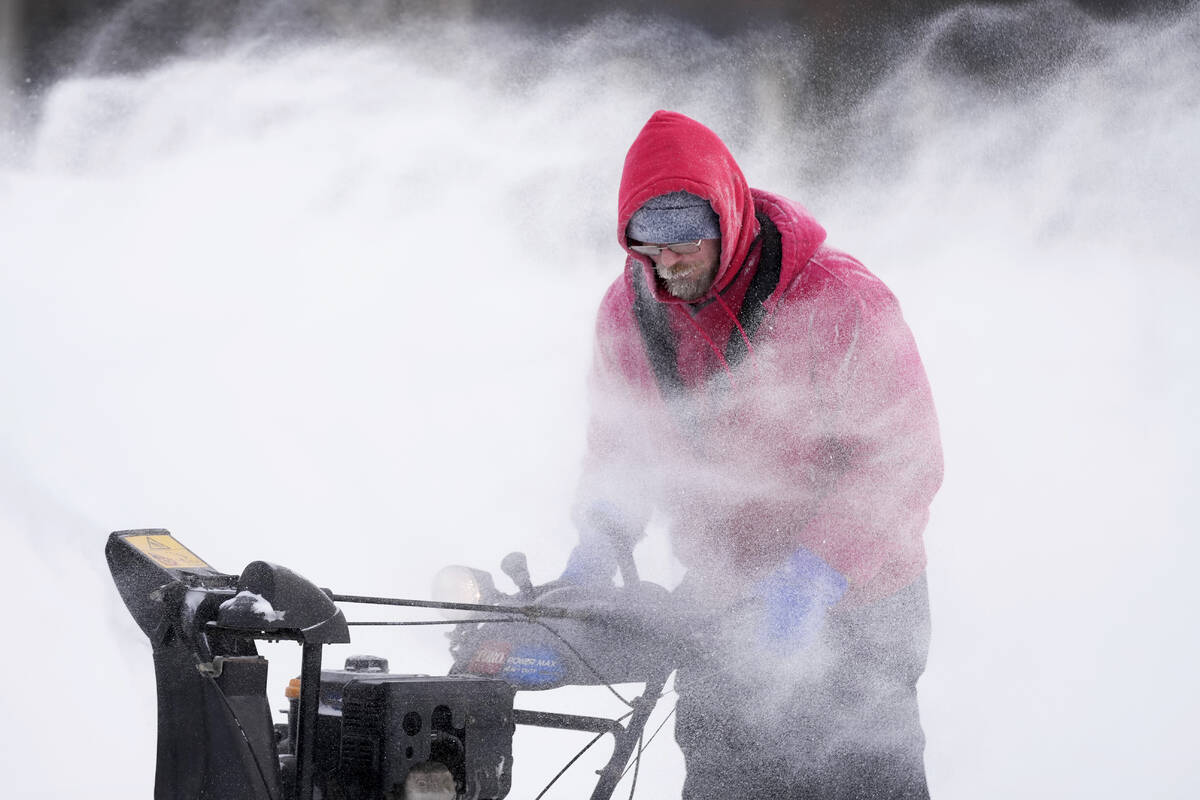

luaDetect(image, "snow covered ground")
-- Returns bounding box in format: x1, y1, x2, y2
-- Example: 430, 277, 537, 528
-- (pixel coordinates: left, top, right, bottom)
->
1, 4, 1197, 797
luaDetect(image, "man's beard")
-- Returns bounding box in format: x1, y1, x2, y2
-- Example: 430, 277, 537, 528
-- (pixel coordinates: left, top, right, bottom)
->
656, 262, 718, 301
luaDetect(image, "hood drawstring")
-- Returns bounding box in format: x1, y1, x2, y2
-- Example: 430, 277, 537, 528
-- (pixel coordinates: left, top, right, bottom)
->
715, 289, 764, 386
714, 291, 755, 364
678, 309, 733, 380
673, 288, 760, 391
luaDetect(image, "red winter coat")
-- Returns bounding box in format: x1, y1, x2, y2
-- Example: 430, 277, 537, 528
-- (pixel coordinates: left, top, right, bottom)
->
578, 111, 942, 606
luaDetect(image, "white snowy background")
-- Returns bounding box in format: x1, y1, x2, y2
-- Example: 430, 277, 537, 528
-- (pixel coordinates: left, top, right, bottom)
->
1, 3, 1197, 797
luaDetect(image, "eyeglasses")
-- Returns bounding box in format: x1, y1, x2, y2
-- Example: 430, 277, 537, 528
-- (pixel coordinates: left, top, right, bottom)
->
628, 239, 707, 256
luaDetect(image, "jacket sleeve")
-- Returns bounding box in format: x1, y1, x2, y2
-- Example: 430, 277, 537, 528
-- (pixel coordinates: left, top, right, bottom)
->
782, 254, 943, 604
569, 275, 657, 560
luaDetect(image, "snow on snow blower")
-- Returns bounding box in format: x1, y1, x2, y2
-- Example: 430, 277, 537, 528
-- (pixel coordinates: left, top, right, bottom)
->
106, 529, 679, 800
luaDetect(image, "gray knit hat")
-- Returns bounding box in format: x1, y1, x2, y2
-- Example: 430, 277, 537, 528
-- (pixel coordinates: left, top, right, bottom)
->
627, 191, 721, 243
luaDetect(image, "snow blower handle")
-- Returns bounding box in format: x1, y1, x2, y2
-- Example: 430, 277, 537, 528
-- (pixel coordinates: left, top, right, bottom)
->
612, 537, 639, 586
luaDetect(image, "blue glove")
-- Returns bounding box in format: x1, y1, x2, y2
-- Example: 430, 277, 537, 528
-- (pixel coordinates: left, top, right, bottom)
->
559, 500, 635, 587
560, 535, 620, 586
758, 548, 848, 649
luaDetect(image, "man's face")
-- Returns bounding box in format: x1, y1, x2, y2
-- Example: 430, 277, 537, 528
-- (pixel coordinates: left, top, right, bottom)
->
645, 238, 721, 301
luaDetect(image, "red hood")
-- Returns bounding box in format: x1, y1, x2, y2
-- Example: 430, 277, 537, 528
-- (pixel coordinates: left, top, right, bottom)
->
618, 111, 761, 303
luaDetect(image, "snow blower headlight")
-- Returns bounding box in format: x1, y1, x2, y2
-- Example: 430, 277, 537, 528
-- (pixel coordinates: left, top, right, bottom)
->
432, 565, 498, 616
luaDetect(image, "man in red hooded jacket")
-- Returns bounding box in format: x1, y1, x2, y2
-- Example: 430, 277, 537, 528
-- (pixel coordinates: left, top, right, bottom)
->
562, 111, 942, 798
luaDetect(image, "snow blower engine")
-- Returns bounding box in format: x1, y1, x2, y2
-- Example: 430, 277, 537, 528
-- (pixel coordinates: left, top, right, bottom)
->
107, 529, 515, 800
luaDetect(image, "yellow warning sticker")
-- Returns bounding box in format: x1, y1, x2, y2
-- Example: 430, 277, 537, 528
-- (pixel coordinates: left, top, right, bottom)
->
124, 534, 211, 570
